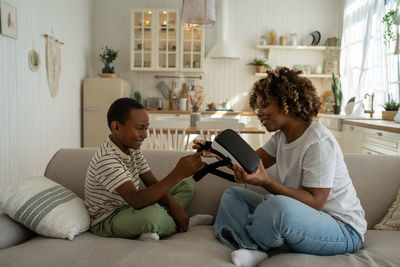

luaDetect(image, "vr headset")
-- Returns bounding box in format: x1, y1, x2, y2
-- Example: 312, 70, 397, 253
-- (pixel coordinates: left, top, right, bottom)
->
193, 129, 260, 182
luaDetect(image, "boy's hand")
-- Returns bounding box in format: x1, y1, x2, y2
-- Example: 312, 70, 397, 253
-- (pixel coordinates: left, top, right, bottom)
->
170, 206, 189, 232
174, 152, 204, 178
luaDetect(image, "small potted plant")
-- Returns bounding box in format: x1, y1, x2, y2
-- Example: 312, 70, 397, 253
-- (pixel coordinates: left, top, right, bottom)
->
381, 99, 400, 121
331, 73, 342, 114
248, 58, 271, 73
99, 46, 119, 73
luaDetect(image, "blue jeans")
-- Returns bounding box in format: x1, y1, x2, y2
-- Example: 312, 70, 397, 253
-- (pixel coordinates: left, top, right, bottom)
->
214, 186, 363, 256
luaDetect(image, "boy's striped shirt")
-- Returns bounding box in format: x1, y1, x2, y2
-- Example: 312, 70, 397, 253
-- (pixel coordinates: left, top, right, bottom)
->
84, 137, 150, 226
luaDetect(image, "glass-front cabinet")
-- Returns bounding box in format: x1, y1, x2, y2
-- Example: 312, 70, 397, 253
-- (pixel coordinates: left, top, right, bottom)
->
181, 24, 204, 71
131, 9, 204, 72
131, 10, 153, 69
157, 10, 178, 70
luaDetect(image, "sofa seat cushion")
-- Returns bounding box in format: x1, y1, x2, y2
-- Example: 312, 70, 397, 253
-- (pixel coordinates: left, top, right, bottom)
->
259, 230, 400, 267
1, 228, 399, 266
0, 225, 233, 267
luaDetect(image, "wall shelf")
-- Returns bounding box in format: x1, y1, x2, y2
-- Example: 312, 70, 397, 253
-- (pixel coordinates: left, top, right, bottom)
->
256, 45, 338, 51
255, 73, 332, 78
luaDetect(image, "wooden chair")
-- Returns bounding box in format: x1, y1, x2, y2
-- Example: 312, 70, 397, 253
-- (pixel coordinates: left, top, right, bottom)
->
195, 118, 245, 141
145, 117, 190, 151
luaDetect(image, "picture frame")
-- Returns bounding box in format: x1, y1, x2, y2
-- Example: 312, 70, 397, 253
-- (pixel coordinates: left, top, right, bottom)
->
0, 1, 17, 39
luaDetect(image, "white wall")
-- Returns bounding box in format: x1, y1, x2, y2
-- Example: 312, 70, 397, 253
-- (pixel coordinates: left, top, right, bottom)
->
93, 0, 343, 111
0, 0, 94, 184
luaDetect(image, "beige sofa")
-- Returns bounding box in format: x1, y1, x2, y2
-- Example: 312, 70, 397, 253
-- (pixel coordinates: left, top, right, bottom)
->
1, 148, 400, 267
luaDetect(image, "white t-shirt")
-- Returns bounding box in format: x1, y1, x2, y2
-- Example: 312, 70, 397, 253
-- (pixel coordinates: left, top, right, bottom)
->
84, 137, 150, 226
262, 122, 367, 240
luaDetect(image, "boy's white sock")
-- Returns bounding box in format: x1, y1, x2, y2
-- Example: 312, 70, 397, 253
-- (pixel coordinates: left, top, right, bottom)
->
188, 214, 214, 227
138, 233, 160, 241
231, 249, 268, 267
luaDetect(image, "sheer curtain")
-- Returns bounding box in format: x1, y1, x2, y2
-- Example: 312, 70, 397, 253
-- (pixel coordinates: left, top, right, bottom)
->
340, 0, 386, 113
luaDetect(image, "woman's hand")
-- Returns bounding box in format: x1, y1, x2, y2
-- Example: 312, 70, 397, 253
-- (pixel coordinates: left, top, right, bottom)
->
192, 139, 222, 160
232, 159, 271, 186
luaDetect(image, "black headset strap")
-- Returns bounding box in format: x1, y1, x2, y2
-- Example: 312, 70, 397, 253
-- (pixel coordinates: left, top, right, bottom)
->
192, 157, 234, 182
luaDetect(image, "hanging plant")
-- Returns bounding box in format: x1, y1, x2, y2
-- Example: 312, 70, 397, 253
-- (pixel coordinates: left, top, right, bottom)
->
382, 8, 400, 45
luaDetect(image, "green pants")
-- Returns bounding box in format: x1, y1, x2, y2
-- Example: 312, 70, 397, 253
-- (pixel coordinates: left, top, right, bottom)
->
90, 178, 194, 239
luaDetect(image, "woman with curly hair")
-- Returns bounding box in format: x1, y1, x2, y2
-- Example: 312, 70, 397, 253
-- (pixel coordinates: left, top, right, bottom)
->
196, 67, 366, 266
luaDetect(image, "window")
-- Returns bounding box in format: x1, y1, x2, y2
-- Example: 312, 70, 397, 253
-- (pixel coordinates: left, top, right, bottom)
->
341, 0, 400, 113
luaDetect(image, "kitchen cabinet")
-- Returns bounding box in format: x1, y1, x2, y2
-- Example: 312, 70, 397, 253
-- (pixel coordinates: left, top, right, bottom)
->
320, 119, 400, 155
131, 9, 154, 69
131, 9, 204, 72
361, 128, 400, 155
342, 124, 363, 153
181, 24, 204, 72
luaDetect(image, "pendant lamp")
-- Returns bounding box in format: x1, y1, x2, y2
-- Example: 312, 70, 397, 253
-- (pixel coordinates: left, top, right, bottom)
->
181, 0, 216, 26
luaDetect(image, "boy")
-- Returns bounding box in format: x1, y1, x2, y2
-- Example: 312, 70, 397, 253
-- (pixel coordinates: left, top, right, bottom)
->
84, 97, 211, 240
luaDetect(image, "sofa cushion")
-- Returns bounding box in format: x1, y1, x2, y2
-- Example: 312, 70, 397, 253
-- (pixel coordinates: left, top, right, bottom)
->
258, 230, 400, 267
375, 187, 400, 230
0, 176, 89, 240
1, 228, 398, 267
0, 225, 233, 267
0, 213, 33, 250
343, 154, 400, 228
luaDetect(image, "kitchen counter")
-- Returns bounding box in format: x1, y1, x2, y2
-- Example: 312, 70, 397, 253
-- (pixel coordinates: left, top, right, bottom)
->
343, 119, 400, 134
145, 109, 256, 116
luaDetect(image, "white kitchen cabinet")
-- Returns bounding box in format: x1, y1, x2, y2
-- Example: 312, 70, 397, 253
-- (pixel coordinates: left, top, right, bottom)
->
131, 10, 154, 69
131, 9, 204, 72
157, 10, 179, 70
181, 24, 205, 72
361, 128, 400, 155
342, 124, 363, 153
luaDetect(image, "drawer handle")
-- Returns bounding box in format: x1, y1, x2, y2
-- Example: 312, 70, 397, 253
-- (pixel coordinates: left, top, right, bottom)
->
84, 107, 97, 111
377, 132, 383, 136
350, 126, 354, 130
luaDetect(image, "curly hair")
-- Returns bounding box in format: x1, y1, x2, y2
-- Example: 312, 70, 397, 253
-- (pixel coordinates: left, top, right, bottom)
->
249, 67, 321, 123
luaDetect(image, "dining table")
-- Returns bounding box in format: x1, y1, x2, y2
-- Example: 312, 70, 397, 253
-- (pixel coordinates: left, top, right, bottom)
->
147, 126, 265, 135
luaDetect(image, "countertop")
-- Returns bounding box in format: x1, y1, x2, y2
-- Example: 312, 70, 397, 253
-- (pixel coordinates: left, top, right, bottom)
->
343, 119, 400, 134
145, 109, 256, 116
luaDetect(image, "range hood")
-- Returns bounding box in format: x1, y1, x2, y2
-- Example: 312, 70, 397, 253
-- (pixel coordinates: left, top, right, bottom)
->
207, 0, 240, 60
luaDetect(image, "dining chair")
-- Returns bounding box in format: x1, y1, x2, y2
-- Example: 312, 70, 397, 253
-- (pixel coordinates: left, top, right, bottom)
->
195, 118, 245, 141
145, 117, 190, 151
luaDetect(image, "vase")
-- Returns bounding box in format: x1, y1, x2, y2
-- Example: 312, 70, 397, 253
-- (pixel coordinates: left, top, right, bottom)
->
190, 112, 201, 127
333, 105, 341, 115
102, 64, 112, 73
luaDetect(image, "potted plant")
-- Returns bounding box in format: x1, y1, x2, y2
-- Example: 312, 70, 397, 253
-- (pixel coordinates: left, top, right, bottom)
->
99, 46, 119, 73
381, 99, 400, 121
331, 73, 342, 114
382, 8, 400, 45
248, 58, 271, 73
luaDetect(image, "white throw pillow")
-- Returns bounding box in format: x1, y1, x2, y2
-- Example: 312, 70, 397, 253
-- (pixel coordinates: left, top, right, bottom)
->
0, 176, 90, 240
375, 187, 400, 231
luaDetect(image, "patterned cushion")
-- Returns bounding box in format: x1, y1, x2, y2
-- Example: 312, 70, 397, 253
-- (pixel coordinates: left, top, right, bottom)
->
375, 188, 400, 230
0, 176, 89, 240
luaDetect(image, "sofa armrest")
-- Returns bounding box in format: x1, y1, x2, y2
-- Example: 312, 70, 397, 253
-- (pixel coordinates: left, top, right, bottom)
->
0, 212, 34, 250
